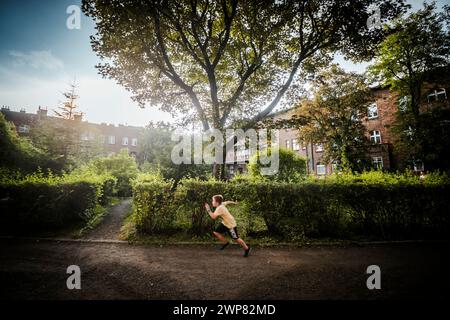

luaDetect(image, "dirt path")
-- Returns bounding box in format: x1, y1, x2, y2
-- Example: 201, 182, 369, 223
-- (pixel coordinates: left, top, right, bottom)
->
0, 240, 448, 300
82, 199, 131, 240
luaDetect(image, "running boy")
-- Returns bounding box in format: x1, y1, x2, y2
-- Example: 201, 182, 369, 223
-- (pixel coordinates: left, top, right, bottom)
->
204, 195, 251, 257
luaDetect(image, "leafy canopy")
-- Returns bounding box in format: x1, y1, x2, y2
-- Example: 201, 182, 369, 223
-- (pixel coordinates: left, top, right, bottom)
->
82, 0, 407, 130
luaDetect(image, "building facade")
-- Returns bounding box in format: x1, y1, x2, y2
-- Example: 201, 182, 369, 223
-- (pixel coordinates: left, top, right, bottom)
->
225, 70, 450, 176
1, 106, 142, 157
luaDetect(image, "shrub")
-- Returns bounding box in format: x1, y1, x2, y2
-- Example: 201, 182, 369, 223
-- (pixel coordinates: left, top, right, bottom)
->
247, 147, 307, 183
130, 171, 450, 241
132, 172, 175, 233
82, 149, 138, 196
0, 113, 54, 172
174, 178, 239, 236
0, 170, 115, 234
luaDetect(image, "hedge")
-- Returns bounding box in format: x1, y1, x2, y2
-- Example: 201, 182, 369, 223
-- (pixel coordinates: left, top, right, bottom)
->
132, 178, 174, 234
131, 173, 450, 240
0, 172, 116, 233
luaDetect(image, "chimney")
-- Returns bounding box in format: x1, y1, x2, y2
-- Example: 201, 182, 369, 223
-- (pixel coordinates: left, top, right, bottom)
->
37, 106, 48, 117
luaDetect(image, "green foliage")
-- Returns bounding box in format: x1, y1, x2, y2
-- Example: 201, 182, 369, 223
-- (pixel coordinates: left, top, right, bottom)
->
0, 113, 53, 172
131, 171, 450, 241
247, 147, 307, 183
137, 122, 211, 182
81, 149, 138, 196
294, 65, 372, 171
0, 170, 115, 234
82, 0, 407, 132
131, 172, 175, 234
174, 178, 237, 236
368, 3, 450, 170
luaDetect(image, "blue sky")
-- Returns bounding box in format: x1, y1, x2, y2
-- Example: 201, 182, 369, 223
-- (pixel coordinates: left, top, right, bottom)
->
0, 0, 448, 126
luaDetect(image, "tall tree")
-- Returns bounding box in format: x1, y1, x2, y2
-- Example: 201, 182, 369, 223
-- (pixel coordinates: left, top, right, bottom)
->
53, 81, 84, 120
82, 0, 406, 178
82, 0, 406, 131
293, 65, 373, 172
368, 3, 450, 170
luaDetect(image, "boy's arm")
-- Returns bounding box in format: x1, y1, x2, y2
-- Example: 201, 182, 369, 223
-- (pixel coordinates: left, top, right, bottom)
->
204, 203, 220, 220
223, 201, 238, 206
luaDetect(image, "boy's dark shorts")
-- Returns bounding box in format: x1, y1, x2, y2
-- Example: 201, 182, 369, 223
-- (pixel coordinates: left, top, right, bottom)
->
215, 223, 239, 240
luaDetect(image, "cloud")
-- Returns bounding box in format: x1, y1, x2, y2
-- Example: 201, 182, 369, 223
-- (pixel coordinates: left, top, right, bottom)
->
8, 50, 64, 70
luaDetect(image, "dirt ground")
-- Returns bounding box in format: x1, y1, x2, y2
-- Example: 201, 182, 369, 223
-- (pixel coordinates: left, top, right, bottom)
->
0, 240, 449, 300
82, 198, 131, 240
1, 199, 449, 300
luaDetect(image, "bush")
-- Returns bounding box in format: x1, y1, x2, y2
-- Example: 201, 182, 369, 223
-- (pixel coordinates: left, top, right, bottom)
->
131, 171, 450, 241
0, 113, 55, 172
174, 178, 238, 236
0, 170, 112, 233
81, 149, 138, 196
131, 172, 175, 234
247, 147, 307, 183
238, 172, 450, 240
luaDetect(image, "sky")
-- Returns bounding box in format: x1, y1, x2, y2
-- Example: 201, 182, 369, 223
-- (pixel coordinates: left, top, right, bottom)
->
0, 0, 448, 127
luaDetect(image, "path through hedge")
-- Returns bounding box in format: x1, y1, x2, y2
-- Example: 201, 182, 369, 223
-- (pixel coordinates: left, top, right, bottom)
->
82, 199, 131, 240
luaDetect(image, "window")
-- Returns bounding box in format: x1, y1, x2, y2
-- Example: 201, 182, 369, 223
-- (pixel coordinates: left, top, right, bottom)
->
292, 139, 300, 151
285, 139, 290, 149
131, 138, 138, 146
122, 137, 129, 146
81, 131, 93, 141
332, 161, 341, 173
427, 88, 447, 102
316, 144, 324, 152
316, 164, 326, 175
372, 156, 383, 170
108, 135, 116, 145
398, 95, 410, 112
18, 124, 30, 133
367, 103, 378, 119
370, 130, 381, 144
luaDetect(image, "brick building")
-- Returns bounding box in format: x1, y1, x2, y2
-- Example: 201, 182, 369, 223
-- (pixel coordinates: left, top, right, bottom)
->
1, 106, 142, 157
225, 68, 450, 176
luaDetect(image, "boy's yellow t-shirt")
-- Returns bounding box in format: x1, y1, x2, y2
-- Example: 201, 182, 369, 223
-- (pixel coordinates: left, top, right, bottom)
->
215, 204, 237, 229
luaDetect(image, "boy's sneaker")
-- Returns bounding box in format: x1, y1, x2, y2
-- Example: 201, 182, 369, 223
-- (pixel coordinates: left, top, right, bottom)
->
244, 246, 251, 257
220, 242, 230, 250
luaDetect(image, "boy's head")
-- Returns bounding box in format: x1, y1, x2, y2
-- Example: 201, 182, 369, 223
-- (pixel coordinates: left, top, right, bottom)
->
211, 195, 223, 207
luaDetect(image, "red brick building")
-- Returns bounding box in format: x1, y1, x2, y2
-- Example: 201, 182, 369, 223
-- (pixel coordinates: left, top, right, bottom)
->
1, 106, 142, 157
225, 69, 450, 176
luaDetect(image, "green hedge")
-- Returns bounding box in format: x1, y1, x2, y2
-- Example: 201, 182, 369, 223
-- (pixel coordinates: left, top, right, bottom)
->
0, 171, 116, 233
131, 172, 450, 240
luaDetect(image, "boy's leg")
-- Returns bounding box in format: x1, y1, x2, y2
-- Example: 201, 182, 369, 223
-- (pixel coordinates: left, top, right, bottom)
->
229, 227, 250, 256
236, 238, 249, 251
212, 231, 228, 244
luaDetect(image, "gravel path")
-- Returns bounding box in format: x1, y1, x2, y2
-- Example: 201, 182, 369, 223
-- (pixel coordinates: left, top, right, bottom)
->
0, 240, 448, 300
82, 199, 131, 240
